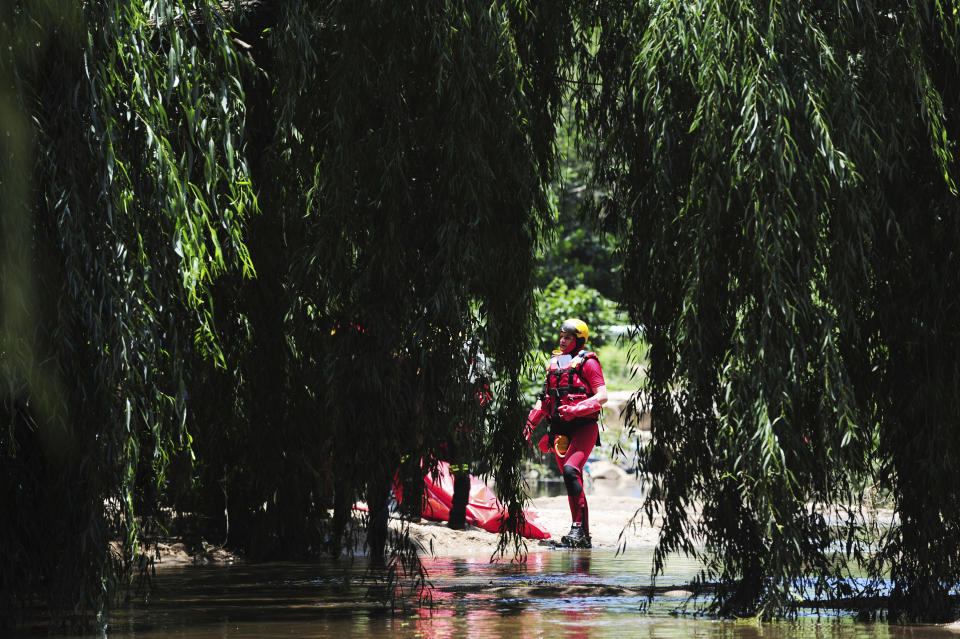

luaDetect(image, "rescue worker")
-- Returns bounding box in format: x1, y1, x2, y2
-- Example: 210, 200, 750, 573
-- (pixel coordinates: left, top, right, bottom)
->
524, 318, 607, 548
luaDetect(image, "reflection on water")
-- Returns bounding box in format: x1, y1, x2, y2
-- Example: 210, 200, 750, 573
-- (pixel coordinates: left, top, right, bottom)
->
45, 549, 960, 639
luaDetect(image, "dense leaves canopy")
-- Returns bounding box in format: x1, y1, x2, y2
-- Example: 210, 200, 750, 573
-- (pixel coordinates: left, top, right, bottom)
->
2, 0, 960, 630
571, 0, 960, 620
1, 0, 558, 628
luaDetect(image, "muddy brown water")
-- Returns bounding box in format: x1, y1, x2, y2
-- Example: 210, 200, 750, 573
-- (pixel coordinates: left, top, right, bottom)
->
48, 548, 958, 639
24, 481, 957, 638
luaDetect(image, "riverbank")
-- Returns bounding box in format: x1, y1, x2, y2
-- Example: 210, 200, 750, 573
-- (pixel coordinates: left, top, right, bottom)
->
148, 477, 896, 566
396, 492, 661, 558
147, 478, 656, 566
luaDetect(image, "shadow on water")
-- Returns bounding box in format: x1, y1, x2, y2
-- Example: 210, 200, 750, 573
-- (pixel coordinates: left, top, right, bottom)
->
37, 549, 960, 639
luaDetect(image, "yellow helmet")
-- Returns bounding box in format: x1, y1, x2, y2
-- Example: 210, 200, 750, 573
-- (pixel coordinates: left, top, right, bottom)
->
560, 318, 589, 349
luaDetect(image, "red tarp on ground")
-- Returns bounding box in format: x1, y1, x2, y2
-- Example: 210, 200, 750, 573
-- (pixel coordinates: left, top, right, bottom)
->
416, 461, 551, 540
355, 462, 551, 540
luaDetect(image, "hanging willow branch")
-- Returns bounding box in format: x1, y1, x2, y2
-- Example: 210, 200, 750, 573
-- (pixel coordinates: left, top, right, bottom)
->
572, 0, 960, 621
2, 0, 558, 630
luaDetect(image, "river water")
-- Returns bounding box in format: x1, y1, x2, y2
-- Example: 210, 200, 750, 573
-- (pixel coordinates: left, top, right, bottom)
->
36, 479, 957, 638
70, 547, 956, 639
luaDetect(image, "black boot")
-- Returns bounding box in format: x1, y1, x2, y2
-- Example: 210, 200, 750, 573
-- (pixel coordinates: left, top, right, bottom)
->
560, 523, 592, 549
447, 504, 466, 530
448, 471, 470, 530
447, 510, 466, 530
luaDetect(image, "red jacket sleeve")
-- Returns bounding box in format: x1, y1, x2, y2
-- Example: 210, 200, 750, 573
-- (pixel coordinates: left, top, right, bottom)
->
582, 356, 606, 392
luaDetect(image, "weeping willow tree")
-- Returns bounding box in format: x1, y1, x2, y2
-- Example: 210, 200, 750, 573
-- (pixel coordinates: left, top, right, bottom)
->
569, 0, 960, 621
175, 0, 559, 564
1, 0, 256, 629
8, 0, 960, 630
1, 0, 560, 630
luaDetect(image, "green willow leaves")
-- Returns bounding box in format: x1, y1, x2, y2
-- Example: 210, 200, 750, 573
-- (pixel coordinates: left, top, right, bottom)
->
573, 0, 960, 620
2, 0, 556, 629
4, 0, 960, 630
3, 0, 255, 627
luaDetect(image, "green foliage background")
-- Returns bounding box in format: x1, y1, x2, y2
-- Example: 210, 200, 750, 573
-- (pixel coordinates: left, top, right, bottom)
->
537, 111, 621, 301
533, 277, 619, 352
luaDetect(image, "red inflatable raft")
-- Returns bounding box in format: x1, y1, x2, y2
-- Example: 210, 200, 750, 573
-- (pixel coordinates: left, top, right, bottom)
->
401, 461, 551, 540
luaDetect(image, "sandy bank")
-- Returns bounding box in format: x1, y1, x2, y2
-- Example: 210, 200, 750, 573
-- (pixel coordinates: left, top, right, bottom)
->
396, 492, 663, 558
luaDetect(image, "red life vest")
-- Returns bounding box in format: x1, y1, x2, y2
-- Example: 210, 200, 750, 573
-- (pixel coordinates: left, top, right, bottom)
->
543, 350, 600, 430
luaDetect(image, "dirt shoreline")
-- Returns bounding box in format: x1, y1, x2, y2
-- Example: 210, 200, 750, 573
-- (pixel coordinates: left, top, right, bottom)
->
148, 484, 660, 567
148, 479, 898, 567
398, 493, 659, 558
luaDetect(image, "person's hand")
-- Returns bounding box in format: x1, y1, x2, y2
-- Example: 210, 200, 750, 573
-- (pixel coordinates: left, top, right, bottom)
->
524, 408, 545, 441
538, 434, 552, 453
557, 398, 602, 420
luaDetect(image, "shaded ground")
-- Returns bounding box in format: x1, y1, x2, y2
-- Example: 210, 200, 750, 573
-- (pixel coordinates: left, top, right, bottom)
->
148, 478, 655, 566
